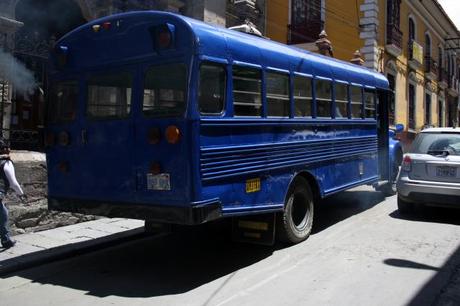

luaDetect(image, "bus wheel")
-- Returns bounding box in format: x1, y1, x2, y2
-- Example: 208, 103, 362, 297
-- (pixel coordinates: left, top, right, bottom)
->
277, 176, 314, 244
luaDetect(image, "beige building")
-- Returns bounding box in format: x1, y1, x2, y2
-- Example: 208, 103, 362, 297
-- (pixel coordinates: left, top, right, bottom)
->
266, 0, 460, 148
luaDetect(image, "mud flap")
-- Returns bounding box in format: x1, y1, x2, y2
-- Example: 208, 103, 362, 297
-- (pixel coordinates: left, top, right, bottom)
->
232, 213, 276, 246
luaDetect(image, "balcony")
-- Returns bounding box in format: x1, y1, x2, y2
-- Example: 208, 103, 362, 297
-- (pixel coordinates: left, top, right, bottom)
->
287, 21, 324, 45
424, 56, 437, 81
448, 75, 459, 97
438, 68, 448, 89
408, 40, 423, 70
385, 24, 403, 57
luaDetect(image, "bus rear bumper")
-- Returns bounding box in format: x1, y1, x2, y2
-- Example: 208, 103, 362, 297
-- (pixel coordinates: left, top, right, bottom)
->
48, 197, 222, 225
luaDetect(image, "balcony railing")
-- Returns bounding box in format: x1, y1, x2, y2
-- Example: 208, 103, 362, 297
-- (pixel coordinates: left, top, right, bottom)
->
424, 56, 438, 79
386, 24, 402, 50
287, 21, 324, 45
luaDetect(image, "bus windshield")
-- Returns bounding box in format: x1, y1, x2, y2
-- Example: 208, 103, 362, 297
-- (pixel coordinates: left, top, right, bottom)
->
143, 63, 187, 117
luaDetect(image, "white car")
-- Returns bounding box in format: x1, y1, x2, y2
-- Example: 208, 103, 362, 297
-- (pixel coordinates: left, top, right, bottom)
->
396, 127, 460, 213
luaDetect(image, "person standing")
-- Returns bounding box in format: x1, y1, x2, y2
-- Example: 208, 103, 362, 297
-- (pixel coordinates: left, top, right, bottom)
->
0, 138, 26, 249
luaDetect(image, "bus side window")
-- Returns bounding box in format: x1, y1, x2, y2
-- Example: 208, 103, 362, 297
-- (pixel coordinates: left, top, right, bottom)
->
293, 75, 312, 117
351, 86, 363, 119
315, 79, 332, 118
199, 63, 226, 115
233, 66, 262, 117
364, 88, 376, 119
266, 71, 290, 117
87, 72, 132, 119
334, 82, 348, 118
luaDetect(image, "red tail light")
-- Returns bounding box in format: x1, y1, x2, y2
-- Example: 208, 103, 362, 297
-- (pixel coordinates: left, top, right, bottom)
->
148, 127, 161, 144
402, 155, 412, 172
149, 162, 162, 175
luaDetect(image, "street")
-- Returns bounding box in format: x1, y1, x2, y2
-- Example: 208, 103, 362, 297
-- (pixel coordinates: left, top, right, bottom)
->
1, 186, 460, 306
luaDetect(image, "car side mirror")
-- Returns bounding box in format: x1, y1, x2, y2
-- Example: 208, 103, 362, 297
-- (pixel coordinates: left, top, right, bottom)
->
395, 123, 404, 133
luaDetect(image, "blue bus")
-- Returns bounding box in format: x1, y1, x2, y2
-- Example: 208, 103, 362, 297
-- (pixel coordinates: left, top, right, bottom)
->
46, 11, 401, 244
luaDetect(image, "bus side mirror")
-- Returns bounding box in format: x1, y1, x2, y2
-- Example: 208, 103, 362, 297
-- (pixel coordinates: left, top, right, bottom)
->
395, 123, 404, 133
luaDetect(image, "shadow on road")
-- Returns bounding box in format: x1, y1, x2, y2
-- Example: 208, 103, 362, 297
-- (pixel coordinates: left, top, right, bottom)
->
313, 188, 386, 234
1, 188, 388, 299
389, 206, 460, 226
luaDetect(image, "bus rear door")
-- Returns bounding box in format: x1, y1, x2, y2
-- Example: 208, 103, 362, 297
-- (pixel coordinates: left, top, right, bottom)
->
78, 69, 136, 202
132, 62, 191, 207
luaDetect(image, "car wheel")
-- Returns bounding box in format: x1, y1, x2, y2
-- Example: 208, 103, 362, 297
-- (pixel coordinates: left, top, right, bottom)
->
277, 176, 314, 244
397, 196, 413, 215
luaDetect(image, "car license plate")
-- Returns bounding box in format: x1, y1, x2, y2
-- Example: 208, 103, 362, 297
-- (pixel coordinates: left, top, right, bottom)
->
147, 173, 171, 190
436, 166, 457, 178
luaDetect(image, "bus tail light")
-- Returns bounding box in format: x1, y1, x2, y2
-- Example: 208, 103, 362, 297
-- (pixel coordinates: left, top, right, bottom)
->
401, 155, 412, 172
165, 125, 181, 144
45, 132, 55, 147
152, 23, 175, 50
58, 131, 70, 146
148, 127, 161, 144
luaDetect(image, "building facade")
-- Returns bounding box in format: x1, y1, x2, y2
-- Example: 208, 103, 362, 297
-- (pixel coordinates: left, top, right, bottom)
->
266, 0, 460, 149
0, 0, 264, 150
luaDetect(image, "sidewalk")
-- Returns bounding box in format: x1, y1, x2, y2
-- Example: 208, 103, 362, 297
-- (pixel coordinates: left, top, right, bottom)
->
0, 218, 145, 276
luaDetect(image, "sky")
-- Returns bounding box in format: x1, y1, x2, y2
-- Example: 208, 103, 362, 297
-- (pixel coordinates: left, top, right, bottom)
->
438, 0, 460, 29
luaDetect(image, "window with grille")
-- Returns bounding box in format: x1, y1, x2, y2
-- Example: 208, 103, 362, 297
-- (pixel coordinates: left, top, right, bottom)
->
233, 66, 262, 117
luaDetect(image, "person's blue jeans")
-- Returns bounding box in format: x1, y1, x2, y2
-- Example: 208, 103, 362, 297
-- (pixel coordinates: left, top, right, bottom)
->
0, 198, 11, 243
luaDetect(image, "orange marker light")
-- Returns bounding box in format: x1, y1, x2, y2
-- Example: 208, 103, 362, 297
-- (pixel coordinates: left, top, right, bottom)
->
58, 131, 70, 146
165, 125, 181, 144
92, 24, 101, 32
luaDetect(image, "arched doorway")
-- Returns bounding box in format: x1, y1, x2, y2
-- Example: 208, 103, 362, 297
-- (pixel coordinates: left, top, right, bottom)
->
11, 0, 86, 150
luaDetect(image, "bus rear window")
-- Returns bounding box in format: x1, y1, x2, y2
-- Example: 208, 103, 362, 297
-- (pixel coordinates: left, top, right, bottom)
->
143, 64, 186, 117
48, 81, 78, 123
87, 72, 132, 119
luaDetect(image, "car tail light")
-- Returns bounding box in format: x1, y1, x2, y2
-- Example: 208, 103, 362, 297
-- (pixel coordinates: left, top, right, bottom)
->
102, 22, 111, 30
401, 155, 412, 172
165, 125, 181, 144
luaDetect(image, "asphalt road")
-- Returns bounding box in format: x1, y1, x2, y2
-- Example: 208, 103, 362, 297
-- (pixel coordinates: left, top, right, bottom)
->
1, 186, 460, 306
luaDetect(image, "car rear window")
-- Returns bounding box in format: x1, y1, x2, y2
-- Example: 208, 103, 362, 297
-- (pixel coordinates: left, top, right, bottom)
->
410, 132, 460, 156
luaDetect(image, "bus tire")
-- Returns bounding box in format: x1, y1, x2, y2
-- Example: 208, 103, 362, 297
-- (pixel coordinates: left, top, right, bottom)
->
277, 176, 314, 244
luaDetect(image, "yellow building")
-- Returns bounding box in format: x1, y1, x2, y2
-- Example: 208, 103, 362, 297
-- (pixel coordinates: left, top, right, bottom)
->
266, 0, 460, 148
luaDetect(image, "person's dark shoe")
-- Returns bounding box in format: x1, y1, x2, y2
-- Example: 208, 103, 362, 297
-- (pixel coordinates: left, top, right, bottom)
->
1, 239, 16, 249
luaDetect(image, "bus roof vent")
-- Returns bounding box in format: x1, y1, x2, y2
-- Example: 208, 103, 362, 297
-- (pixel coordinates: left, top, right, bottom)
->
228, 20, 264, 38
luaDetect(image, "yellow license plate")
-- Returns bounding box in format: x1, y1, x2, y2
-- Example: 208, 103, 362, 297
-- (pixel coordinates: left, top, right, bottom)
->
246, 178, 261, 193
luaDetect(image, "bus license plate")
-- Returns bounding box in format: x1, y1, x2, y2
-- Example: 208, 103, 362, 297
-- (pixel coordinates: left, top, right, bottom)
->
436, 166, 457, 178
147, 173, 171, 191
246, 178, 261, 193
